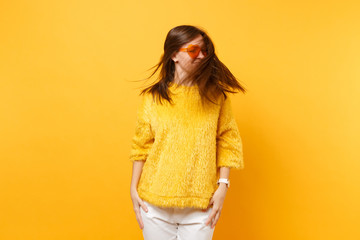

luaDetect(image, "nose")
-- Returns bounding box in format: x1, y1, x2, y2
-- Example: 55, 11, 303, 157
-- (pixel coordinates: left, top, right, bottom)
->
197, 50, 205, 59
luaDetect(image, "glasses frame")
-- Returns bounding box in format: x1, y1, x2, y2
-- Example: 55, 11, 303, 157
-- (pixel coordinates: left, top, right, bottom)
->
178, 44, 208, 59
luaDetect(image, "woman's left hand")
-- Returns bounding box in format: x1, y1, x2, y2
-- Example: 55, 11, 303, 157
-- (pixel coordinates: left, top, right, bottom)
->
204, 183, 228, 229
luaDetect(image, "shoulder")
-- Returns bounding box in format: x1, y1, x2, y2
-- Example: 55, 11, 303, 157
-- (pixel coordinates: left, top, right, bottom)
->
140, 92, 155, 105
218, 92, 232, 106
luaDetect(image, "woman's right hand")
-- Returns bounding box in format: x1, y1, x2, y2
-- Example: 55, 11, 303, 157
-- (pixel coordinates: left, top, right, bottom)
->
130, 187, 148, 229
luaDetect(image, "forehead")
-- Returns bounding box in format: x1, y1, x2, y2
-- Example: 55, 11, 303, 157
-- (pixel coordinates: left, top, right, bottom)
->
182, 35, 205, 47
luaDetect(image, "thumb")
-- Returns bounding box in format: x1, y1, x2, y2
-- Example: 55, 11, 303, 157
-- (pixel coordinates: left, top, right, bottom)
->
139, 198, 148, 212
208, 198, 214, 208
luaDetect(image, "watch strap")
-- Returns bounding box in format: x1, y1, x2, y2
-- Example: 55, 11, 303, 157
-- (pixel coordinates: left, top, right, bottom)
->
217, 178, 230, 188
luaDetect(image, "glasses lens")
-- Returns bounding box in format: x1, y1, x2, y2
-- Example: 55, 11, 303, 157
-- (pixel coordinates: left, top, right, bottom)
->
187, 45, 200, 59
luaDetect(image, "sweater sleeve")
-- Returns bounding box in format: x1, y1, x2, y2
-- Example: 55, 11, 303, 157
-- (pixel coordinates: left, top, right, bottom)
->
129, 94, 154, 162
216, 96, 244, 169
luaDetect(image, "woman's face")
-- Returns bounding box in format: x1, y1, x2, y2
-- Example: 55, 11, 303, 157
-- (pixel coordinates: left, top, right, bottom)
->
171, 34, 206, 75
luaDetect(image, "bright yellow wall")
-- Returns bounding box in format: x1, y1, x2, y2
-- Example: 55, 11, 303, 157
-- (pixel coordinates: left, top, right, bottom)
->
1, 0, 359, 239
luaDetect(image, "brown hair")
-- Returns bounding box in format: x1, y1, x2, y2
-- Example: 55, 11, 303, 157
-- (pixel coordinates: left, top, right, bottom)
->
138, 25, 246, 105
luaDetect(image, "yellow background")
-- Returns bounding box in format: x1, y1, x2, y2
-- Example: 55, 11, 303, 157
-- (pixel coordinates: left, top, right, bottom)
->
1, 0, 359, 239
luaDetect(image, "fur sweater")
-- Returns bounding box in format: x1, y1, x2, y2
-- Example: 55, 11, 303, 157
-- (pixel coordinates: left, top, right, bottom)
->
129, 82, 244, 209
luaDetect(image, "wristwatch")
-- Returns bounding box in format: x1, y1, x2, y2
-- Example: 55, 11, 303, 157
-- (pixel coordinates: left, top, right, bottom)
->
217, 178, 230, 188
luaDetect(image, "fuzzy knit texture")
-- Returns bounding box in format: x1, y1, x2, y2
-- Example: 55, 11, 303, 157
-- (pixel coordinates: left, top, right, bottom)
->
129, 82, 244, 209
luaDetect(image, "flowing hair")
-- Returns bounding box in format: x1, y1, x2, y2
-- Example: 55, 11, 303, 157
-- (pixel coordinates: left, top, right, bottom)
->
138, 25, 247, 105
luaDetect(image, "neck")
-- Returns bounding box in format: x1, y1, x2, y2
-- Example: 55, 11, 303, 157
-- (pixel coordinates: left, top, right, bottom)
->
173, 70, 196, 86
173, 71, 187, 84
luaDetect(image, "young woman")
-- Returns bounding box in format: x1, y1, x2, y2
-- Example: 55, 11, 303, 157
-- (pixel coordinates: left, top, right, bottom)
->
129, 25, 246, 240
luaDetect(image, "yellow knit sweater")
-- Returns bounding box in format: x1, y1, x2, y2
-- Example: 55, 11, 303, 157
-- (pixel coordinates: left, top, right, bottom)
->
129, 82, 244, 209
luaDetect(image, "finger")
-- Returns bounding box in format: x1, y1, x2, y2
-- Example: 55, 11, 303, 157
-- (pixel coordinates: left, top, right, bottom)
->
135, 208, 144, 229
205, 208, 217, 226
139, 199, 148, 212
211, 210, 221, 228
138, 215, 144, 229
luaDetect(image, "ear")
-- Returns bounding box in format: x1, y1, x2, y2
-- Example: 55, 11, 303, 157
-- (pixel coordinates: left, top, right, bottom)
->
171, 52, 178, 63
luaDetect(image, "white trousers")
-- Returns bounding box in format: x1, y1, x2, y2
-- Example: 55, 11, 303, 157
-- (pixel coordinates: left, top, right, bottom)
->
140, 200, 215, 240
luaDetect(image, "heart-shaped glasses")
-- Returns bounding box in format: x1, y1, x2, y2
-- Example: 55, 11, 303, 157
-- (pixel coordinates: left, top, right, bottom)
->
179, 44, 208, 59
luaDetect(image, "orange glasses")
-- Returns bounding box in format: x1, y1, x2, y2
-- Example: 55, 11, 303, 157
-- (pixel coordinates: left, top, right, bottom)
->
178, 44, 208, 59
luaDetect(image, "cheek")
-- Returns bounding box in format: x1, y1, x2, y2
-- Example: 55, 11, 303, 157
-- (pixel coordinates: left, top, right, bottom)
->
179, 57, 193, 67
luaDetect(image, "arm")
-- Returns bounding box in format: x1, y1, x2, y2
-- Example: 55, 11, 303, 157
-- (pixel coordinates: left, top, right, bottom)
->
216, 166, 230, 198
130, 160, 145, 192
130, 160, 148, 230
205, 96, 244, 228
129, 95, 154, 229
205, 166, 230, 228
218, 166, 230, 189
